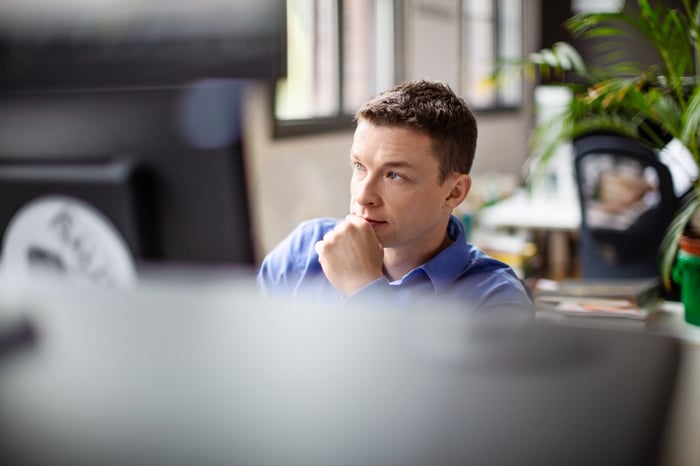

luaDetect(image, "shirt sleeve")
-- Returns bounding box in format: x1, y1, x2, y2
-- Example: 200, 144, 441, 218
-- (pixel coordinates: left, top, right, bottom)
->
470, 276, 534, 324
256, 218, 335, 296
342, 276, 394, 303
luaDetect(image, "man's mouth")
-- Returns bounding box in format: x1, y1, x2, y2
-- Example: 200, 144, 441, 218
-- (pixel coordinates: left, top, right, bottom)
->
363, 218, 386, 227
352, 213, 387, 227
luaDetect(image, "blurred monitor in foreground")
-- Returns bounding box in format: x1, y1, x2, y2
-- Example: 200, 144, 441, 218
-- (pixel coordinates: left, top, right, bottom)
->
0, 275, 682, 466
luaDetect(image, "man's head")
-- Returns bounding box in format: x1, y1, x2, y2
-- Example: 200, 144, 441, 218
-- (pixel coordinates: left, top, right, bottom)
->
349, 80, 474, 264
354, 79, 477, 183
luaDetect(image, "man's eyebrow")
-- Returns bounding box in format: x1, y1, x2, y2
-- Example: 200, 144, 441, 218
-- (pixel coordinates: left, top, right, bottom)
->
350, 154, 416, 170
381, 160, 415, 170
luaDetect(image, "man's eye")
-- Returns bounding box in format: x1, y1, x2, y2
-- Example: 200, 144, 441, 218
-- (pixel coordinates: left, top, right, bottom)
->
387, 172, 402, 180
352, 162, 363, 170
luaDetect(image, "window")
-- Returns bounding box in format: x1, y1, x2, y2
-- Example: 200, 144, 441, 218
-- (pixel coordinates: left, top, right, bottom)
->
274, 0, 522, 137
461, 0, 523, 110
274, 0, 397, 137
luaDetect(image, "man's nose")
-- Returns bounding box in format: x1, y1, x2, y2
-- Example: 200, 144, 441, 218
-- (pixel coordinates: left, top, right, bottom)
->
354, 175, 380, 206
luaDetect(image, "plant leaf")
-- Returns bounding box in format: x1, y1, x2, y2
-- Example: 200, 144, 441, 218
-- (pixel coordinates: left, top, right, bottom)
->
660, 189, 700, 289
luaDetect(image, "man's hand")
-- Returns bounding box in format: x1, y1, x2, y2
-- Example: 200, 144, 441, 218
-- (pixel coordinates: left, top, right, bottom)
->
314, 215, 384, 296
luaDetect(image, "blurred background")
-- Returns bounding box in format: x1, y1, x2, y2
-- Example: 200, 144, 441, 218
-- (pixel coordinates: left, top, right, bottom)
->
0, 0, 683, 284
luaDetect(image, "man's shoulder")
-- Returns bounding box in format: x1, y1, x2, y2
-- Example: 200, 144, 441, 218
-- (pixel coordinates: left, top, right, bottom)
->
453, 245, 529, 293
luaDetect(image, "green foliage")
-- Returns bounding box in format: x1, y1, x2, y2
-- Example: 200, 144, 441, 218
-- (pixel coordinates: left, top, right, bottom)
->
516, 0, 700, 287
661, 190, 700, 289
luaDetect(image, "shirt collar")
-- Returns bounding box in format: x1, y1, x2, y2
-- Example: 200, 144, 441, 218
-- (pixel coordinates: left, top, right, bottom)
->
417, 214, 471, 293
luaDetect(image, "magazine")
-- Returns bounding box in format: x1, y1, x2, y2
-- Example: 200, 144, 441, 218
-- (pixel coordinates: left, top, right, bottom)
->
533, 277, 662, 330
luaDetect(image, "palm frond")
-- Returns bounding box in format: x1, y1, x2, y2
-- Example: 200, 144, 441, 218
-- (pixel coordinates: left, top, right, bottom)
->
642, 90, 683, 143
526, 42, 593, 82
568, 113, 644, 140
684, 0, 700, 77
525, 112, 574, 190
660, 190, 700, 289
566, 0, 695, 98
681, 84, 700, 164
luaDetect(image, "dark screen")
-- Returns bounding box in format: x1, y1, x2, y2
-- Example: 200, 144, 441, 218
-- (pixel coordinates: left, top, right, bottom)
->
0, 82, 255, 266
0, 1, 286, 269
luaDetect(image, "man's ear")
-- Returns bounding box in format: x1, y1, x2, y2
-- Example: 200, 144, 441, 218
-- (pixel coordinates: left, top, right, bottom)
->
445, 174, 471, 208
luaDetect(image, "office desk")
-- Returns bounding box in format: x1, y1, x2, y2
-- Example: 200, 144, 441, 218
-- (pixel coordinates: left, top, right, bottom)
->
477, 189, 581, 280
661, 339, 700, 466
540, 300, 700, 466
650, 302, 700, 466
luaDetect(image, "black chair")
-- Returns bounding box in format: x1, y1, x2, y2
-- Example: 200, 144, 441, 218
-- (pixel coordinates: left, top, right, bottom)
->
573, 133, 679, 279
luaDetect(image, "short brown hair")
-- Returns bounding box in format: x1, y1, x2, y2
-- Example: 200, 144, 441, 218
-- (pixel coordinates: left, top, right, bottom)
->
354, 79, 477, 183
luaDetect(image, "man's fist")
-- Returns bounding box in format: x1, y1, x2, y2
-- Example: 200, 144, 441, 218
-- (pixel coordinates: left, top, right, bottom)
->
314, 215, 384, 296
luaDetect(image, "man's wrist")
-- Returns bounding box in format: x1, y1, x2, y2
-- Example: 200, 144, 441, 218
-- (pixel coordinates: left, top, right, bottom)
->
342, 276, 392, 301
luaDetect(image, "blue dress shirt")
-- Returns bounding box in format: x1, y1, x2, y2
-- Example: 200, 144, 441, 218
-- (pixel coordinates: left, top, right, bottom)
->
257, 215, 533, 318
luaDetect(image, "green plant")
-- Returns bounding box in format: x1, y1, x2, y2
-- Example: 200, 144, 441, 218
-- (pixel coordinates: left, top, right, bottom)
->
507, 0, 700, 289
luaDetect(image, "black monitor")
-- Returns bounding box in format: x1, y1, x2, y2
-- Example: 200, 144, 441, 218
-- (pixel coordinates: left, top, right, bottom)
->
0, 1, 286, 282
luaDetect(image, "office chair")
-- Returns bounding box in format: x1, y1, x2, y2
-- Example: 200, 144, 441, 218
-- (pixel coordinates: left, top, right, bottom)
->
573, 133, 679, 279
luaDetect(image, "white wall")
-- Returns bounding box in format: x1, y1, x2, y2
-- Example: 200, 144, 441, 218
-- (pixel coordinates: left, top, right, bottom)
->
243, 85, 354, 262
244, 0, 540, 263
403, 0, 461, 86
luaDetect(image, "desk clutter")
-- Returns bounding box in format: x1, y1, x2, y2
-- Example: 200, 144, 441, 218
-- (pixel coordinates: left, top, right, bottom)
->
532, 276, 663, 331
467, 184, 580, 281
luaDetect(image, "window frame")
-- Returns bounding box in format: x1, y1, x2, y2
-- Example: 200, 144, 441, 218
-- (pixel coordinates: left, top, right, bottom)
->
272, 0, 404, 139
272, 0, 521, 139
460, 0, 524, 112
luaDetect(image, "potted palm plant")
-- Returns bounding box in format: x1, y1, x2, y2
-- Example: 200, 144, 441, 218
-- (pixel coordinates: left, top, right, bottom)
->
509, 0, 700, 292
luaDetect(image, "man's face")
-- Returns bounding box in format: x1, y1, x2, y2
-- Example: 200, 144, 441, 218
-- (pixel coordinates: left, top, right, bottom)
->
349, 120, 467, 254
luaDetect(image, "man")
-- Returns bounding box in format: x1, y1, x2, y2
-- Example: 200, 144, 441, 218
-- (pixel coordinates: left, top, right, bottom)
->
257, 80, 532, 317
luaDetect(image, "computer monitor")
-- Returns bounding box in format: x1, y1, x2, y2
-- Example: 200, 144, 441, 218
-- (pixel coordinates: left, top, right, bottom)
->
0, 280, 684, 466
0, 1, 286, 284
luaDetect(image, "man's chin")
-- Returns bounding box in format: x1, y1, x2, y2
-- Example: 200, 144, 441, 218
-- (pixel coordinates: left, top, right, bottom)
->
374, 234, 392, 248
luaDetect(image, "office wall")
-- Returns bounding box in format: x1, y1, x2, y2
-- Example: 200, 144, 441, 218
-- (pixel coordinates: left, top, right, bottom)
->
245, 0, 540, 262
243, 86, 354, 263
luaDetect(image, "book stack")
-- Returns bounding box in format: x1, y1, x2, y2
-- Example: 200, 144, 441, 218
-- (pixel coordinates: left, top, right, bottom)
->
532, 277, 663, 331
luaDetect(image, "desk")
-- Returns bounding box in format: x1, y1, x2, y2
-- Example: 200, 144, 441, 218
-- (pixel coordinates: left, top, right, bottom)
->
542, 300, 700, 466
650, 302, 700, 466
477, 189, 581, 280
536, 300, 700, 466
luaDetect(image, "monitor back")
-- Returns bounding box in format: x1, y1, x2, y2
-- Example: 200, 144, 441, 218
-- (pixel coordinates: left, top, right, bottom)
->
0, 276, 682, 466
